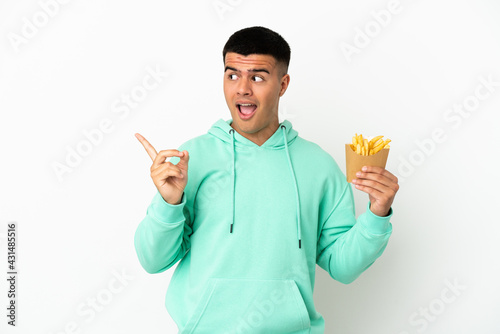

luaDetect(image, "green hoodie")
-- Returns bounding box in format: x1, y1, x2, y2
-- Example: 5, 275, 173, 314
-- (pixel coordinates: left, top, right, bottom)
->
134, 118, 393, 333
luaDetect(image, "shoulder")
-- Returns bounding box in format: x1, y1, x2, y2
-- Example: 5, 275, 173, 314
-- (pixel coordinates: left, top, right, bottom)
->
178, 133, 228, 154
293, 136, 339, 166
170, 133, 220, 165
293, 136, 346, 181
177, 133, 214, 151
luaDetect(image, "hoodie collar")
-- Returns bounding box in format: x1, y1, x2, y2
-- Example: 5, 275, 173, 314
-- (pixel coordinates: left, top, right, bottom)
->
207, 118, 298, 149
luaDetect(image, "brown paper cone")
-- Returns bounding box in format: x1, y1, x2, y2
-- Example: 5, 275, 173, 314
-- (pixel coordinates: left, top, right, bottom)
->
345, 144, 390, 183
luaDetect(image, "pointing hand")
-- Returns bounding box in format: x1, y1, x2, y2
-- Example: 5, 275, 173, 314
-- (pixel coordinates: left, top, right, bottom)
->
135, 133, 189, 205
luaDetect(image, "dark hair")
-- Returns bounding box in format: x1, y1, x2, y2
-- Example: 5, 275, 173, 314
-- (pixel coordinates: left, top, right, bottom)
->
223, 26, 291, 75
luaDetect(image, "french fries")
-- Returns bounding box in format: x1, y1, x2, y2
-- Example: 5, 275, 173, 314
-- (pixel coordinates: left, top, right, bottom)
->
349, 133, 391, 156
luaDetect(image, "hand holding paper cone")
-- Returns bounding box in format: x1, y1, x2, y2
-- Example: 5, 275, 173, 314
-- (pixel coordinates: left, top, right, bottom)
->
346, 133, 399, 217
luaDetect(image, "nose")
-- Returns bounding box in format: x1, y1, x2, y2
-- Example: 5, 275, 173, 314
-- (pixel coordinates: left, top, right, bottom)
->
237, 78, 252, 96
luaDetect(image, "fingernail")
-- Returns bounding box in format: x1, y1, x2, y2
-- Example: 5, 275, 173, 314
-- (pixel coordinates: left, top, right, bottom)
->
356, 172, 362, 177
362, 166, 368, 171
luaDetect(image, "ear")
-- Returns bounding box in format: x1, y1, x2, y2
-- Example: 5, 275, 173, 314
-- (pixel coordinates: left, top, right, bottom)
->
279, 74, 290, 97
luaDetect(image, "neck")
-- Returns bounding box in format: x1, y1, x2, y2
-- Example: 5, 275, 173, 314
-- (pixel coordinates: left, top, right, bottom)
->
230, 119, 280, 147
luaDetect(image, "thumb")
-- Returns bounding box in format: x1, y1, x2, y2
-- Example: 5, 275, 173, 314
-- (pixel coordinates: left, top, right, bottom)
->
178, 150, 189, 168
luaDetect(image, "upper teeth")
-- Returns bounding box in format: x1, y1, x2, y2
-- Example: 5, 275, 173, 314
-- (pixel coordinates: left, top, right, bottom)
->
239, 104, 254, 106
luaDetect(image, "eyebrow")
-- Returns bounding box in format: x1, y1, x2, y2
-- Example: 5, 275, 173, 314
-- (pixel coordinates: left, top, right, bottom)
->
224, 66, 270, 74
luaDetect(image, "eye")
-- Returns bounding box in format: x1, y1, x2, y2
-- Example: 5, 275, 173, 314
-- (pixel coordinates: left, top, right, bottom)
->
228, 74, 238, 80
253, 76, 263, 82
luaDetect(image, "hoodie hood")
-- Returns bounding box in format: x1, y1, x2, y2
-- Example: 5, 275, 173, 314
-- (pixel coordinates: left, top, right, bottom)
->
207, 118, 303, 248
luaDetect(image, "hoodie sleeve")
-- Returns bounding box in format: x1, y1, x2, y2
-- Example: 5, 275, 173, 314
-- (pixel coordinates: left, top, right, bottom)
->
316, 172, 393, 284
134, 190, 193, 274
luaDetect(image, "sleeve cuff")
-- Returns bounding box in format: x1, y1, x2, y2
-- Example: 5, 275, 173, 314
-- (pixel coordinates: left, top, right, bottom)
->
359, 202, 393, 234
148, 191, 186, 225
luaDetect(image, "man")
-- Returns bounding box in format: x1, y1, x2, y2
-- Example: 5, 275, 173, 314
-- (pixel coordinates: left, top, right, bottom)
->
134, 26, 399, 333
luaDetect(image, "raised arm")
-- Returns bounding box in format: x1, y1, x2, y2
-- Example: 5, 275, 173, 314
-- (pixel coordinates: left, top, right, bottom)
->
133, 134, 192, 273
316, 162, 397, 284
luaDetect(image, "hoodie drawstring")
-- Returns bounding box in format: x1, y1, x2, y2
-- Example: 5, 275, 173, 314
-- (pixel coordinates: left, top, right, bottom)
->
281, 125, 302, 249
227, 125, 302, 249
229, 128, 235, 234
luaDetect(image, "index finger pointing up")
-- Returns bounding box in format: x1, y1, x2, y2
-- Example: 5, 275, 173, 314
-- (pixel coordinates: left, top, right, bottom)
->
135, 133, 158, 161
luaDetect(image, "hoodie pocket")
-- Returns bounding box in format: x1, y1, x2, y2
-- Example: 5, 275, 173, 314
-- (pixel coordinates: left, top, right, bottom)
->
181, 278, 311, 334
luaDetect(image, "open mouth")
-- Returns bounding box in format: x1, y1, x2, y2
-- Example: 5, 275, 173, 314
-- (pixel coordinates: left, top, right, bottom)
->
237, 103, 257, 119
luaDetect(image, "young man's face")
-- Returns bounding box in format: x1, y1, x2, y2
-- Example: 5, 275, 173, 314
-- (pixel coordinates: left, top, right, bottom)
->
223, 52, 290, 146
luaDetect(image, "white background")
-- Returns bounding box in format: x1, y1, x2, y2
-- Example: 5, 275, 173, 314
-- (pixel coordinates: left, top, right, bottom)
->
1, 0, 499, 333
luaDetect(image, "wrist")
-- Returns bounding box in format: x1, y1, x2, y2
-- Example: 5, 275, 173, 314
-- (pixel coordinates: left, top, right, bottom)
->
368, 202, 392, 217
163, 192, 184, 205
369, 202, 391, 217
